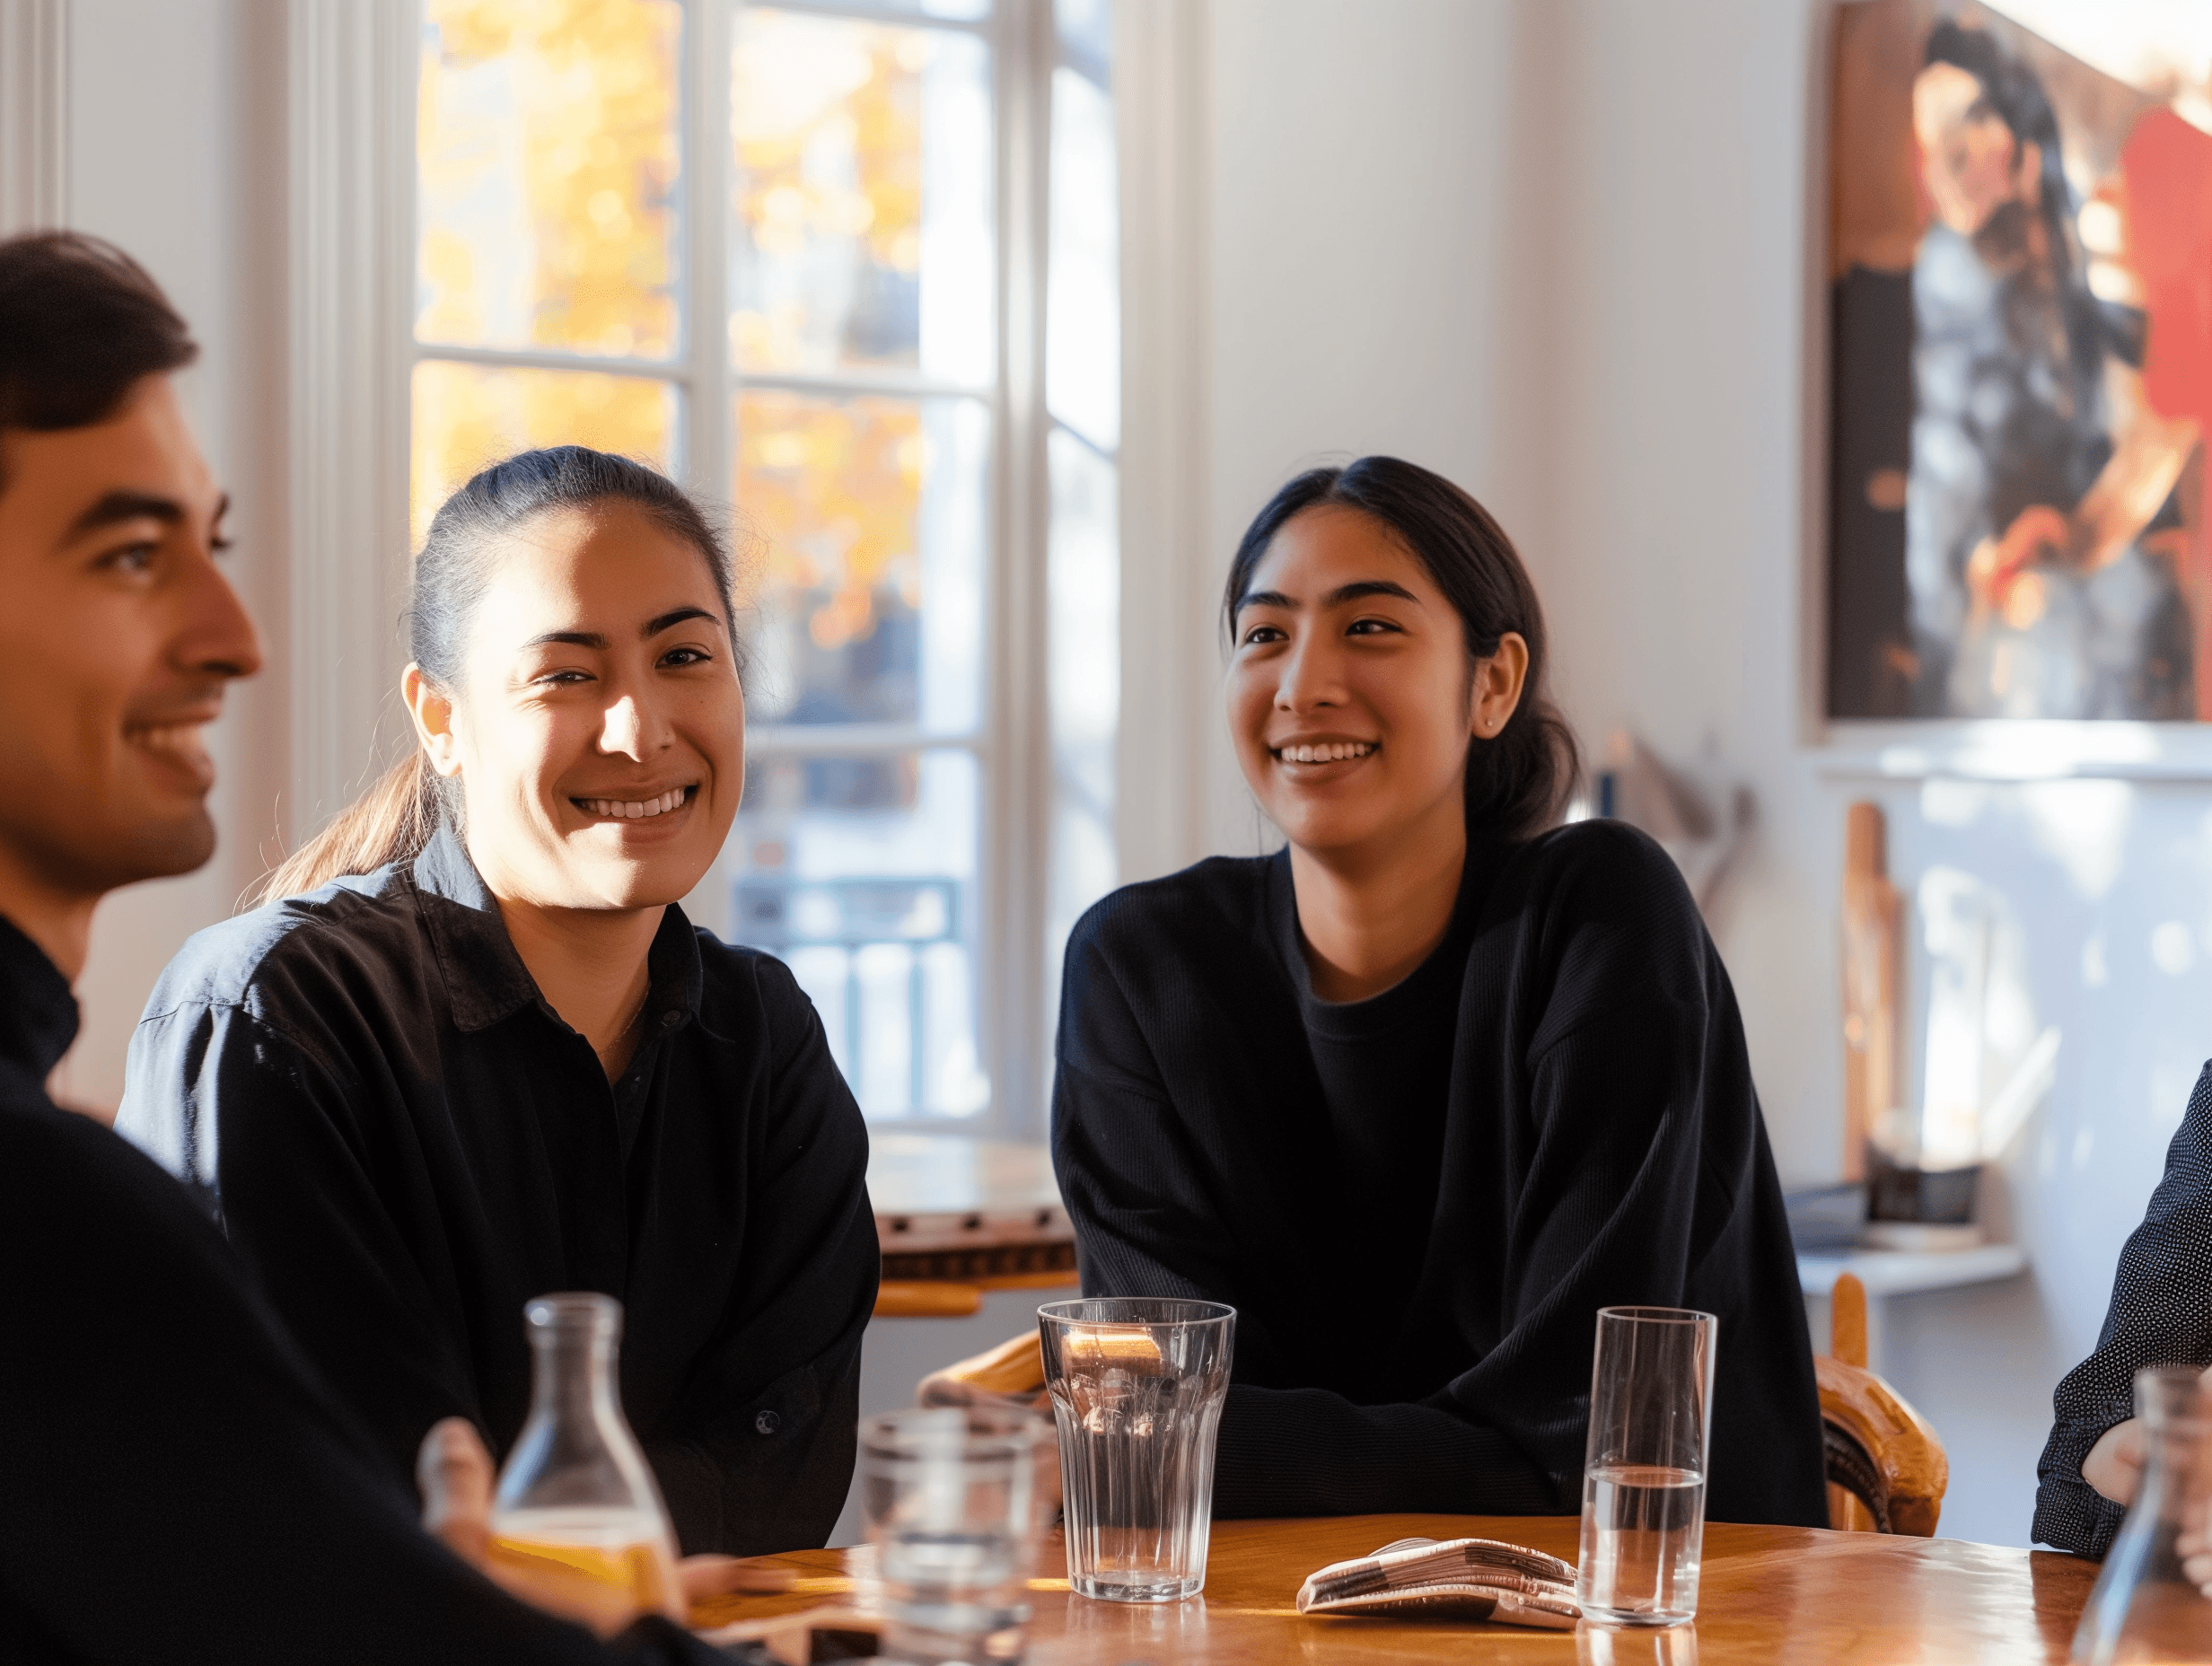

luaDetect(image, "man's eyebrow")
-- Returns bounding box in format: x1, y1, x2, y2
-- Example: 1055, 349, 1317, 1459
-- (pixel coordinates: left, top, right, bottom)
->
1233, 579, 1421, 617
644, 606, 721, 637
66, 490, 186, 539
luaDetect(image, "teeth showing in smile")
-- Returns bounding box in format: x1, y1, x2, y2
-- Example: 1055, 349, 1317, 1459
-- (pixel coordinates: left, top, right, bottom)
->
577, 787, 690, 820
1275, 741, 1376, 764
131, 722, 209, 757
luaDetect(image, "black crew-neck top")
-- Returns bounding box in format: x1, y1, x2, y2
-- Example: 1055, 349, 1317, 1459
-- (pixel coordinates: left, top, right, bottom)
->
117, 826, 878, 1556
0, 914, 726, 1664
1051, 819, 1829, 1527
1283, 869, 1473, 1371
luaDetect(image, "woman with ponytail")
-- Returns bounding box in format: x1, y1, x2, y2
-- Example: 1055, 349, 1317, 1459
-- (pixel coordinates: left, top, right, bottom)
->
118, 447, 877, 1556
1050, 456, 1827, 1526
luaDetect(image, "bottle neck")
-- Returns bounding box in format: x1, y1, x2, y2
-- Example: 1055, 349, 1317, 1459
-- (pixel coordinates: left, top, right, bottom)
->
526, 1320, 620, 1430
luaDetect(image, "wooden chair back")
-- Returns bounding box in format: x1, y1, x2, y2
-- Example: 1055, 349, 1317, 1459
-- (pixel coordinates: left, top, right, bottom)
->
1819, 1272, 1948, 1535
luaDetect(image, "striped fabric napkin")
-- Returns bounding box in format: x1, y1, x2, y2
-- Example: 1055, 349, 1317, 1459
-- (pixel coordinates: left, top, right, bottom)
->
1295, 1536, 1582, 1629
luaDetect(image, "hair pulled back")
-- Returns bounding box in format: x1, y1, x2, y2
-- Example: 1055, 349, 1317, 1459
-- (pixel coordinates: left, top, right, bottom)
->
1223, 455, 1578, 842
259, 446, 736, 904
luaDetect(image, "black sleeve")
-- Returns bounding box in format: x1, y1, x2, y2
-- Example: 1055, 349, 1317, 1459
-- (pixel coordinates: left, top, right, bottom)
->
2034, 1063, 2212, 1557
119, 1000, 483, 1487
1051, 927, 1558, 1518
0, 1106, 728, 1666
645, 960, 878, 1555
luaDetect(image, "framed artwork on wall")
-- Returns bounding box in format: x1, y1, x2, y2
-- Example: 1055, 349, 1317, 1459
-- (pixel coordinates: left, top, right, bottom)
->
1826, 1, 2212, 723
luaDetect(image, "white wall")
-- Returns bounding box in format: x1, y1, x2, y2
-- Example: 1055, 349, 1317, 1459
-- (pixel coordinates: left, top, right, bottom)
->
1163, 0, 2183, 1549
46, 0, 289, 1115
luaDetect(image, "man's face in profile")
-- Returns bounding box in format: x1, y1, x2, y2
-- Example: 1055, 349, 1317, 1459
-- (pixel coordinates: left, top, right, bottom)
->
0, 374, 260, 903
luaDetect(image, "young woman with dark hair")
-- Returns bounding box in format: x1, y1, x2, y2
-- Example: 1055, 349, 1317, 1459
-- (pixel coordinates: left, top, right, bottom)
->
1051, 456, 1828, 1526
118, 446, 878, 1558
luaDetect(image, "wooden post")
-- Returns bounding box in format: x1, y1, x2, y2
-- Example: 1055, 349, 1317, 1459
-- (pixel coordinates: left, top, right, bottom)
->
1841, 802, 1902, 1183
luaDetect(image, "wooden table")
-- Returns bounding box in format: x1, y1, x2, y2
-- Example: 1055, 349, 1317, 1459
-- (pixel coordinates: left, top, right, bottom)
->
698, 1514, 2097, 1662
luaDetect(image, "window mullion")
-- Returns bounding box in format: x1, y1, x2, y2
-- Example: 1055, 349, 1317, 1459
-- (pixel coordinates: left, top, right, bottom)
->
686, 0, 734, 506
985, 0, 1053, 1140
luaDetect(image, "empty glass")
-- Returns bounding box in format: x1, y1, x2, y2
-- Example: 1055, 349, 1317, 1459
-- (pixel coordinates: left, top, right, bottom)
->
2073, 1366, 2212, 1664
1037, 1297, 1234, 1603
489, 1293, 684, 1630
1576, 1306, 1717, 1628
860, 1406, 1049, 1665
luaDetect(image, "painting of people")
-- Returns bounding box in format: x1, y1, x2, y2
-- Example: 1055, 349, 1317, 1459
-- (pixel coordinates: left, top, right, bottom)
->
1827, 1, 2212, 720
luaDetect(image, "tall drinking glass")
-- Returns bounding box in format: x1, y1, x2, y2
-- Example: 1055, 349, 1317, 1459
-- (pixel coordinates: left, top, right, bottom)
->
1037, 1297, 1235, 1603
860, 1406, 1049, 1666
1576, 1306, 1716, 1627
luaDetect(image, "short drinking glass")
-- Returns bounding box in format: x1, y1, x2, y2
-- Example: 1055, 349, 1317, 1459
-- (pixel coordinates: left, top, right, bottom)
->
860, 1406, 1049, 1666
1037, 1297, 1235, 1603
1576, 1305, 1716, 1627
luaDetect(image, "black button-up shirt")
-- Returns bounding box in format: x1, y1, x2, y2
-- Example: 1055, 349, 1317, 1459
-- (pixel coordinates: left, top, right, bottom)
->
0, 912, 725, 1663
118, 827, 878, 1556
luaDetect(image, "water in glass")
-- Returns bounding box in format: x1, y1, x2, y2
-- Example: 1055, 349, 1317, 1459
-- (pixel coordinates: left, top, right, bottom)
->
861, 1406, 1047, 1666
1577, 1463, 1707, 1624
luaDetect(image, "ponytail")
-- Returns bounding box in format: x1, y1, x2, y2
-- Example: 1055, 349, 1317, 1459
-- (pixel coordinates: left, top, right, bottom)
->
253, 752, 447, 907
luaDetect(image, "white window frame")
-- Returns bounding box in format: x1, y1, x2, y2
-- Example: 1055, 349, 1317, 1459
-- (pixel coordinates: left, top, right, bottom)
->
286, 0, 1127, 1141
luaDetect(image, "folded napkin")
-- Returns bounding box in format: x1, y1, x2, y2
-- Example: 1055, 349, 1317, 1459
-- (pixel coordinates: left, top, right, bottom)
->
1296, 1536, 1582, 1630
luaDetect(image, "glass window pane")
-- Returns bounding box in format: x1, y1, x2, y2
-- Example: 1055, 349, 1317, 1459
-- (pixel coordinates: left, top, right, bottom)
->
735, 390, 987, 734
1042, 429, 1118, 1082
729, 748, 986, 1119
810, 0, 991, 18
731, 9, 993, 382
1047, 64, 1119, 450
411, 360, 678, 546
1055, 0, 1110, 75
417, 0, 682, 358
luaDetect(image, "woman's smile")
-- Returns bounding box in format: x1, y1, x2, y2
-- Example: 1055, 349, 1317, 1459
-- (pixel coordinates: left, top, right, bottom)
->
1271, 736, 1379, 768
569, 783, 699, 823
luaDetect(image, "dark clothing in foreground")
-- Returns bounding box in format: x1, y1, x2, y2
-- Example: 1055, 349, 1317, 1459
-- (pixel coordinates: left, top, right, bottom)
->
0, 916, 724, 1664
118, 828, 877, 1556
2034, 1062, 2212, 1557
1051, 820, 1829, 1528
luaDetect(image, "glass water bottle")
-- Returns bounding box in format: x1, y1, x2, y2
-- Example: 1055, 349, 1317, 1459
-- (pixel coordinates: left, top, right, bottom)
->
2073, 1365, 2212, 1664
488, 1293, 685, 1629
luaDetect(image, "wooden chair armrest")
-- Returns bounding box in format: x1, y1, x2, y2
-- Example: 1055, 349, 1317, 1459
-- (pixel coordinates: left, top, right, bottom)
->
1816, 1353, 1949, 1536
918, 1329, 1048, 1403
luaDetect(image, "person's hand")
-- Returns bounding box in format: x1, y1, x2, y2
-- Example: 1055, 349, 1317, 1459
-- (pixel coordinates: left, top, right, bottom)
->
2083, 1416, 2146, 1508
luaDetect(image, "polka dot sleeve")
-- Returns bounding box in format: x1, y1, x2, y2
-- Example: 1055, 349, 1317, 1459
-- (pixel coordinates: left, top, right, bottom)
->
2033, 1061, 2212, 1557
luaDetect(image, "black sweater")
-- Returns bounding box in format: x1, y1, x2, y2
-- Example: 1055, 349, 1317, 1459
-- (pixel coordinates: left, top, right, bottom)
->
1050, 820, 1828, 1528
116, 828, 877, 1556
0, 915, 725, 1664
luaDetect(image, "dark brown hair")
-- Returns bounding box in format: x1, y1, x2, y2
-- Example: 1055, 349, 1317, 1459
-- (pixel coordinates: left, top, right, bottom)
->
1224, 455, 1580, 841
259, 446, 737, 904
0, 232, 198, 481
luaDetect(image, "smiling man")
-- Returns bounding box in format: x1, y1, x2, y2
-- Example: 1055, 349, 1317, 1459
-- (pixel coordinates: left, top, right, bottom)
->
0, 232, 748, 1663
